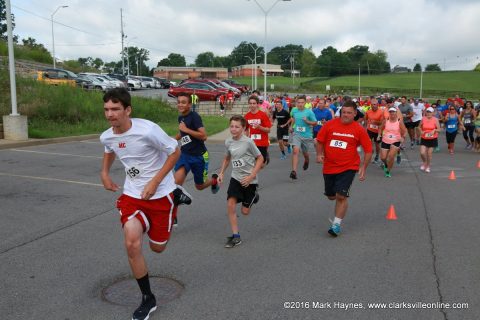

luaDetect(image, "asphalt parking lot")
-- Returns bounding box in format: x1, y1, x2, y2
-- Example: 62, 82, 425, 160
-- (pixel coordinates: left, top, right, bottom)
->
0, 137, 478, 320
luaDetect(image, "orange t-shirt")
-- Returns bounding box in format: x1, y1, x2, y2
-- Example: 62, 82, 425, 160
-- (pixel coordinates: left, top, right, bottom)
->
365, 109, 384, 133
245, 110, 272, 147
421, 117, 438, 139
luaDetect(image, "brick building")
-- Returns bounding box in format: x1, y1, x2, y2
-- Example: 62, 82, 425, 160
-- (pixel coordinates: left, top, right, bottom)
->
153, 66, 228, 80
231, 64, 284, 77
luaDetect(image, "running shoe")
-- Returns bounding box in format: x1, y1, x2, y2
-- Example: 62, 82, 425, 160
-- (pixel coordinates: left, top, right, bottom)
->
328, 223, 341, 237
253, 190, 260, 204
434, 146, 440, 153
224, 236, 242, 248
385, 171, 391, 178
132, 294, 157, 320
465, 144, 471, 149
287, 145, 292, 154
425, 167, 431, 173
449, 149, 454, 155
280, 154, 287, 160
173, 217, 178, 227
211, 174, 220, 194
396, 153, 401, 164
289, 170, 297, 180
416, 139, 420, 145
303, 160, 309, 170
420, 164, 426, 171
374, 154, 379, 163
173, 185, 192, 205
410, 141, 414, 149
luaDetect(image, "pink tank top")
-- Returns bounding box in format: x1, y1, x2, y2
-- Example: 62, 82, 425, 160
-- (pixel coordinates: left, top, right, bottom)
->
421, 117, 438, 139
382, 119, 401, 144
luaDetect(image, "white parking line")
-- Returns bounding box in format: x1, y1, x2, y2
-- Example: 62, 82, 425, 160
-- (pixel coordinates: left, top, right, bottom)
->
11, 149, 102, 159
0, 172, 104, 187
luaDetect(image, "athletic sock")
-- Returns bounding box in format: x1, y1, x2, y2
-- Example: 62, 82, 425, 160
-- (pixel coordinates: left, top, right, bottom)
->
232, 233, 240, 238
136, 273, 153, 297
333, 217, 342, 225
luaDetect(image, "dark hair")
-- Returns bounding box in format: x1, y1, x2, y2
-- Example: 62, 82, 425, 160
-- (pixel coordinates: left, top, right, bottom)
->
252, 90, 260, 95
248, 95, 259, 104
296, 95, 307, 101
401, 96, 407, 99
342, 100, 357, 110
465, 100, 473, 107
103, 88, 131, 109
177, 92, 192, 103
230, 115, 246, 128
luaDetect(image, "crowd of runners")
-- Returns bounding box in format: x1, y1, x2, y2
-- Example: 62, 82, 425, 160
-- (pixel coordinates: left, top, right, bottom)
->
99, 88, 478, 320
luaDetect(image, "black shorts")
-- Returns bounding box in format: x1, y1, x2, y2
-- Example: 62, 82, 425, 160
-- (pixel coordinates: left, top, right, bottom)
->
404, 121, 415, 129
367, 130, 379, 141
420, 138, 438, 148
227, 178, 258, 208
323, 170, 357, 198
445, 131, 458, 144
381, 141, 401, 149
257, 146, 269, 163
276, 127, 289, 141
411, 120, 421, 128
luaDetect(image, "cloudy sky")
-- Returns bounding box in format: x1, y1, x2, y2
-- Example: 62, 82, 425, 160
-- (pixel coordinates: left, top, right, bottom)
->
10, 0, 480, 71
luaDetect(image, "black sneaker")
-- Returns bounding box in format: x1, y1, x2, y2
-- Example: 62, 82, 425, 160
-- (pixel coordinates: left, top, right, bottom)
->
303, 160, 309, 170
290, 170, 297, 180
253, 191, 259, 204
374, 154, 379, 163
173, 185, 192, 205
173, 217, 178, 227
225, 236, 242, 248
211, 174, 220, 194
132, 294, 157, 320
396, 154, 401, 164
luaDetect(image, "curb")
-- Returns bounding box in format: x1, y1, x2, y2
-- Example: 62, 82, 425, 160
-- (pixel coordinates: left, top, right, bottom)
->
0, 134, 100, 150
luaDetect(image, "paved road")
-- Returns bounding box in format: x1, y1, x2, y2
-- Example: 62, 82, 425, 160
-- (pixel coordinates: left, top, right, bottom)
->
0, 137, 478, 320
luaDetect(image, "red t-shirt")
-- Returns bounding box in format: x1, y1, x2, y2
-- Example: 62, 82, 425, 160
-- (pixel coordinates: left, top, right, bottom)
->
245, 110, 272, 147
316, 118, 373, 174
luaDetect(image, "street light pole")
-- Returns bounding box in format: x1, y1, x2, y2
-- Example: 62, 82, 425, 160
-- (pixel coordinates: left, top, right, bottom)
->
249, 44, 260, 90
51, 5, 68, 68
250, 0, 291, 100
244, 56, 255, 91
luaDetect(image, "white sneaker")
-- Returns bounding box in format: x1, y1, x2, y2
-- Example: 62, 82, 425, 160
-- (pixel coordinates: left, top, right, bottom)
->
425, 167, 431, 173
420, 164, 426, 171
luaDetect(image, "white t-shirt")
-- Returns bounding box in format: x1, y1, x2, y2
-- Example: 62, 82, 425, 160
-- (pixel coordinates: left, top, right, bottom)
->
100, 118, 178, 199
411, 103, 425, 122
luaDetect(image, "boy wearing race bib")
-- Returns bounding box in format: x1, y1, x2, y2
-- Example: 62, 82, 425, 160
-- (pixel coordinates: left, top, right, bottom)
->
173, 93, 220, 225
218, 115, 264, 248
272, 99, 292, 160
244, 95, 272, 167
287, 95, 318, 180
99, 88, 191, 320
316, 100, 372, 237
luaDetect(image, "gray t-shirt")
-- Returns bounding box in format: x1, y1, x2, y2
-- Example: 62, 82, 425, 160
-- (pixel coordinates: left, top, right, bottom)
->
225, 135, 262, 184
398, 103, 413, 123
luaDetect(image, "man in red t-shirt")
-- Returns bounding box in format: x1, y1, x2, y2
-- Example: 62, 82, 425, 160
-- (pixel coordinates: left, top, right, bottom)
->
245, 95, 272, 167
316, 100, 373, 237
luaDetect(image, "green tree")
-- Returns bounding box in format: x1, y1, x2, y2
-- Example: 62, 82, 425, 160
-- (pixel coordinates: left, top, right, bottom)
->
425, 63, 441, 72
92, 57, 104, 70
1, 0, 17, 42
474, 63, 480, 72
157, 53, 186, 67
300, 47, 316, 77
267, 44, 304, 71
229, 41, 264, 66
195, 51, 215, 67
413, 63, 422, 72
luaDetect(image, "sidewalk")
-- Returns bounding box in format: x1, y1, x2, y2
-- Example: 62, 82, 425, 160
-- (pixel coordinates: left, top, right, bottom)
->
0, 134, 100, 150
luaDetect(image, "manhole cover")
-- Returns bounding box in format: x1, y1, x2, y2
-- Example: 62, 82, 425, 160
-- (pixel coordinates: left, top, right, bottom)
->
102, 276, 183, 306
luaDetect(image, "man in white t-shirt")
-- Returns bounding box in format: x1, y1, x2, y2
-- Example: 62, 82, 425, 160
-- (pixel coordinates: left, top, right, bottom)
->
411, 99, 425, 145
100, 88, 191, 320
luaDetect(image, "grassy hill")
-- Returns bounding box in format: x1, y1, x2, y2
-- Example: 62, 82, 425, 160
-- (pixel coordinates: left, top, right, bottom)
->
234, 72, 480, 99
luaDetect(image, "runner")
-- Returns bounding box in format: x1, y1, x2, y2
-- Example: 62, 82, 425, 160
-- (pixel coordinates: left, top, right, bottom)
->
99, 88, 191, 320
287, 95, 318, 179
272, 99, 291, 160
365, 99, 384, 163
377, 107, 407, 178
443, 104, 461, 154
226, 89, 235, 110
397, 96, 415, 148
411, 99, 425, 145
316, 100, 373, 237
217, 115, 263, 248
460, 101, 477, 150
173, 92, 220, 226
244, 95, 272, 167
312, 98, 334, 140
419, 107, 441, 173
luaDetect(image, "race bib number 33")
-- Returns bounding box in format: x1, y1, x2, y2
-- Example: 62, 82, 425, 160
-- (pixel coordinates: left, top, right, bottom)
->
232, 159, 246, 168
330, 139, 347, 149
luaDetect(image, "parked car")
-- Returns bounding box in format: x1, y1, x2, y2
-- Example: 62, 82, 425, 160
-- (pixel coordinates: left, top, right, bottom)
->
168, 82, 223, 101
107, 73, 128, 88
37, 68, 78, 87
222, 79, 249, 93
182, 79, 230, 96
78, 74, 114, 92
126, 75, 142, 90
139, 76, 155, 88
97, 74, 126, 88
153, 77, 171, 89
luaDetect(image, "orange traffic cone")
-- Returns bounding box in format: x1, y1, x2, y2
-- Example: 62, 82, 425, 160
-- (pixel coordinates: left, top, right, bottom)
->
477, 160, 480, 169
448, 170, 456, 180
386, 205, 397, 220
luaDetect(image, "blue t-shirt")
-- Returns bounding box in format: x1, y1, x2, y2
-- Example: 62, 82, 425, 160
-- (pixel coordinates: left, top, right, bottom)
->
313, 108, 332, 133
445, 114, 459, 133
291, 108, 317, 138
178, 111, 207, 156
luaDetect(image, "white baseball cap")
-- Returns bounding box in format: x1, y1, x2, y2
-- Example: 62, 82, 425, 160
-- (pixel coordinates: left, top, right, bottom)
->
388, 107, 396, 112
426, 107, 434, 112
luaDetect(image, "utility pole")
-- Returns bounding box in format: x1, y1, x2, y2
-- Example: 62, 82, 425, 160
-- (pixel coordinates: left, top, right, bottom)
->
120, 8, 125, 75
358, 64, 361, 97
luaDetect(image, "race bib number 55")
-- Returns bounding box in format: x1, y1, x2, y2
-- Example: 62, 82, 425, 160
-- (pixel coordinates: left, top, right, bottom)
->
330, 139, 347, 149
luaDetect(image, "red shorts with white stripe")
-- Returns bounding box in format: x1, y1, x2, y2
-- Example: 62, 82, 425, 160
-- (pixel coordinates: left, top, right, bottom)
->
116, 193, 177, 245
